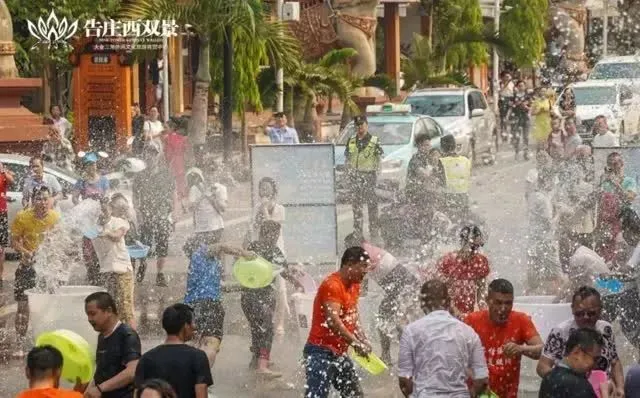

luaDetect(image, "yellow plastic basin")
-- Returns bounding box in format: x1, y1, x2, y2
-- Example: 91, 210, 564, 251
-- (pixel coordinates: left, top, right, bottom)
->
233, 256, 276, 289
36, 329, 95, 384
348, 347, 388, 375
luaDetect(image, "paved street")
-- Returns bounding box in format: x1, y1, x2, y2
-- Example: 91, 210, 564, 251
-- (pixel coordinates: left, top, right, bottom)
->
0, 149, 631, 397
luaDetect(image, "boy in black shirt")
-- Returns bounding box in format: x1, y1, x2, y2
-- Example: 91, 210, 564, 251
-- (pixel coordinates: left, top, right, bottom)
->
134, 303, 213, 398
83, 292, 141, 398
539, 327, 603, 398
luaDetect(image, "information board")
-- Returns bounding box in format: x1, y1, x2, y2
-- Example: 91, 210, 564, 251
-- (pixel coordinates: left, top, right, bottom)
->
593, 146, 640, 186
251, 144, 335, 206
250, 144, 337, 264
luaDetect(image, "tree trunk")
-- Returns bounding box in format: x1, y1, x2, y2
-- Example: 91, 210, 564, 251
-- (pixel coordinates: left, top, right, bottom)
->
42, 49, 51, 115
222, 27, 234, 163
187, 37, 211, 147
241, 105, 248, 164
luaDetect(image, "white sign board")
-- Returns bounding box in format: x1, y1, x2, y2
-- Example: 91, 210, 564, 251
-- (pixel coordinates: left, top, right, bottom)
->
250, 144, 337, 264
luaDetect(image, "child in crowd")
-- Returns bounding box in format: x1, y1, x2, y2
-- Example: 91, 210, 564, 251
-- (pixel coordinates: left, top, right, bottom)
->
183, 232, 253, 368
93, 194, 136, 329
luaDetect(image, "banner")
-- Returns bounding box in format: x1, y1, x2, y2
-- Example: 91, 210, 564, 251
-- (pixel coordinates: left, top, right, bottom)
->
250, 144, 337, 264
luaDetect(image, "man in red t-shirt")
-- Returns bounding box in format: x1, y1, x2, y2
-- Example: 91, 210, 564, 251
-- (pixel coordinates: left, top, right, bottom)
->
464, 278, 543, 398
304, 246, 371, 398
437, 225, 490, 314
0, 162, 14, 288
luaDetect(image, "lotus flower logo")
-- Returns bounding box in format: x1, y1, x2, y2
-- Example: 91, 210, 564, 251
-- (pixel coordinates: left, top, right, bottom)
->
27, 11, 79, 48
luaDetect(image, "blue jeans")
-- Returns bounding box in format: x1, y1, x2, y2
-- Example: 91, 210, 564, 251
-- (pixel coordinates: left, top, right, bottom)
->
303, 344, 363, 398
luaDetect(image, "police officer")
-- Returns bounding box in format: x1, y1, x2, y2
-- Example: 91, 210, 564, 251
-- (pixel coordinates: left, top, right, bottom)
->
345, 115, 384, 238
435, 134, 471, 224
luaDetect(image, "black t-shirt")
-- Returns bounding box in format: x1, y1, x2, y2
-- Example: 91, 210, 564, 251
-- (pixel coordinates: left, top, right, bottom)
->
134, 344, 213, 398
539, 365, 598, 398
406, 152, 430, 200
95, 323, 142, 398
133, 166, 175, 220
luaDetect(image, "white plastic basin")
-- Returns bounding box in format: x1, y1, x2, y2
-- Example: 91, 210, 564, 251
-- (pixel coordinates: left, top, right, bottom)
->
27, 285, 105, 353
292, 292, 315, 340
514, 295, 572, 394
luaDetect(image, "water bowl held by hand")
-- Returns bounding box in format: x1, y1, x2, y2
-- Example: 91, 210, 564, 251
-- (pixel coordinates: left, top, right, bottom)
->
127, 244, 150, 259
82, 226, 99, 239
348, 347, 388, 375
233, 256, 276, 289
595, 278, 623, 293
478, 391, 499, 398
36, 329, 94, 384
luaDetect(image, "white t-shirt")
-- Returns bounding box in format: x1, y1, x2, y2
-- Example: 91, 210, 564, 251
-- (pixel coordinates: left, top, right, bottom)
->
53, 117, 72, 139
592, 131, 619, 148
500, 81, 515, 98
253, 202, 285, 253
93, 217, 132, 274
568, 246, 609, 285
189, 183, 227, 233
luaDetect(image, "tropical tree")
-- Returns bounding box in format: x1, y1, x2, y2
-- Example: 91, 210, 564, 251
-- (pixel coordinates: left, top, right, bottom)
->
500, 0, 548, 67
122, 0, 298, 156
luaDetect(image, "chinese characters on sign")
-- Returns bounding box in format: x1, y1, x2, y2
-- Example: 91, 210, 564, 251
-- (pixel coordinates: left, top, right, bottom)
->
27, 11, 194, 50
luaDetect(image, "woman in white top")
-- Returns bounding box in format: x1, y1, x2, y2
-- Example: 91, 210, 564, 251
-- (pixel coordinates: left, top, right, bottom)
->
252, 177, 288, 334
143, 107, 165, 150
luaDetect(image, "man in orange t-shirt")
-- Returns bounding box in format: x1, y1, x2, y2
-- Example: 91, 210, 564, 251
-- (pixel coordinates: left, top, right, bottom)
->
464, 278, 544, 398
437, 225, 490, 314
16, 345, 82, 398
304, 246, 371, 398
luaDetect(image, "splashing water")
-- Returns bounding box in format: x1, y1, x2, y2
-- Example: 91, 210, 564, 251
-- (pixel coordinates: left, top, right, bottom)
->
32, 199, 102, 293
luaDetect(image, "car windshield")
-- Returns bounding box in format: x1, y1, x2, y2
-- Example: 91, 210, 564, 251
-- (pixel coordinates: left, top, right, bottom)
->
590, 62, 640, 80
571, 87, 617, 106
405, 95, 465, 117
336, 121, 414, 145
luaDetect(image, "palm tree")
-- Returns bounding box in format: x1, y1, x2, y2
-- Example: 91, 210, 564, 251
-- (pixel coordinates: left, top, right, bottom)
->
121, 0, 297, 154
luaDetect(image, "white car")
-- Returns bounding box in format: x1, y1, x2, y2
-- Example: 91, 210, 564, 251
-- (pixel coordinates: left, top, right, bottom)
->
404, 87, 497, 162
0, 154, 135, 229
557, 81, 636, 143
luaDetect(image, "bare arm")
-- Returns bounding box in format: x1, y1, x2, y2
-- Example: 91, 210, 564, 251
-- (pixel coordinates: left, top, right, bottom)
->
209, 244, 253, 259
522, 335, 544, 360
195, 384, 208, 398
98, 360, 138, 393
398, 377, 413, 397
322, 301, 359, 345
611, 359, 624, 394
476, 278, 487, 307
536, 356, 555, 378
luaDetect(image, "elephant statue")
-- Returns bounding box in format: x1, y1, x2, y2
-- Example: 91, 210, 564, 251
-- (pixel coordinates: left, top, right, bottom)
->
548, 0, 589, 81
284, 0, 381, 96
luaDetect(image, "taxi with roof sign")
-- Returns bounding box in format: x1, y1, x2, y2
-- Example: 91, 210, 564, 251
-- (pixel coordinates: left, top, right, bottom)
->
333, 103, 451, 199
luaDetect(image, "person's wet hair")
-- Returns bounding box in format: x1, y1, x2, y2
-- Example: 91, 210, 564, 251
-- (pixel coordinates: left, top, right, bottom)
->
258, 177, 278, 197
571, 286, 601, 305
137, 378, 178, 398
85, 291, 118, 315
110, 192, 128, 204
32, 185, 51, 199
489, 278, 514, 295
440, 135, 456, 153
259, 220, 281, 242
414, 133, 431, 148
26, 345, 63, 379
565, 327, 604, 356
420, 279, 449, 309
460, 225, 483, 244
344, 232, 364, 249
161, 303, 194, 335
340, 246, 370, 268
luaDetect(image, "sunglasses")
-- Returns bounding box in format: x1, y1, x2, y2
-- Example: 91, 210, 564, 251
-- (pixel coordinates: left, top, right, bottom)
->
573, 310, 598, 318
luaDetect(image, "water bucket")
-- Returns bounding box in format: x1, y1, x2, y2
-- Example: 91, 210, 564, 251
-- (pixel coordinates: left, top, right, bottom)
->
348, 347, 388, 375
292, 292, 315, 339
27, 285, 106, 353
294, 271, 318, 293
232, 257, 276, 289
36, 329, 94, 383
513, 295, 572, 395
127, 244, 150, 259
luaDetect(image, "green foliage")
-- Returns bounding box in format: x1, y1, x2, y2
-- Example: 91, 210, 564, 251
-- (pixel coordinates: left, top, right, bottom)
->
433, 0, 488, 70
6, 0, 121, 76
500, 0, 548, 67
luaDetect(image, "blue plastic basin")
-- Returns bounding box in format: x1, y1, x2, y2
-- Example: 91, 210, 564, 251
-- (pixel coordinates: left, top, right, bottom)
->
127, 244, 150, 259
595, 278, 623, 293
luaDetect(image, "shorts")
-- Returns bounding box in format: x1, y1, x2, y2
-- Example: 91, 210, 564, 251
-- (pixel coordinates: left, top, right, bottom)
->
14, 264, 36, 301
191, 299, 224, 340
140, 218, 172, 258
104, 271, 135, 326
0, 212, 8, 247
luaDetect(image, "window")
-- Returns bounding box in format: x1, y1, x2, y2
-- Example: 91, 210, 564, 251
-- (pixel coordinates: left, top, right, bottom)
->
336, 121, 414, 145
471, 92, 488, 110
422, 119, 442, 139
405, 95, 465, 117
590, 62, 640, 80
4, 163, 29, 193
